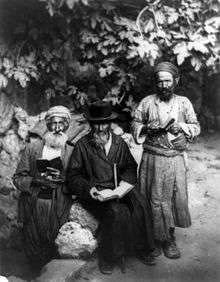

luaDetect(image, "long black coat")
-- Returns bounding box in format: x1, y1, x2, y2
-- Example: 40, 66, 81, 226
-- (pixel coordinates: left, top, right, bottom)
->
66, 133, 154, 261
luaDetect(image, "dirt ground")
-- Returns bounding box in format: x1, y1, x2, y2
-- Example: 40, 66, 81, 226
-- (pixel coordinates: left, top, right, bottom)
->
74, 133, 220, 282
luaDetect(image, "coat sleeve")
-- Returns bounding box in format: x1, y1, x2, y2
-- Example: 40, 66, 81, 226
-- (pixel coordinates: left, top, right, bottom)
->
179, 97, 201, 139
13, 144, 34, 194
119, 140, 137, 185
66, 141, 91, 201
131, 99, 147, 144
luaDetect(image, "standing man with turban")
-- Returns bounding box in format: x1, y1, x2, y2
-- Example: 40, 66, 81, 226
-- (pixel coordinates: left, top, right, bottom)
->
132, 62, 200, 259
14, 106, 73, 269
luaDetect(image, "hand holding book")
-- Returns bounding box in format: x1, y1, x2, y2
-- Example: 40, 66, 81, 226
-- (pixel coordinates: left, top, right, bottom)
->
36, 157, 64, 185
141, 117, 175, 136
95, 181, 133, 202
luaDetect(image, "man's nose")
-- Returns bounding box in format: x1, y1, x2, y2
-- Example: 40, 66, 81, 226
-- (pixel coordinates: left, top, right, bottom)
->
161, 81, 168, 88
54, 124, 61, 133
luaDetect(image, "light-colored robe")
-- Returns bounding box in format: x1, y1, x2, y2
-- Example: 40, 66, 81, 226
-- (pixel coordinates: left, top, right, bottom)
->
132, 94, 200, 241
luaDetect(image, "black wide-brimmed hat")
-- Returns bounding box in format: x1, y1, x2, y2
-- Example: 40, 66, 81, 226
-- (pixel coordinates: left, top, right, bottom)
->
84, 101, 118, 122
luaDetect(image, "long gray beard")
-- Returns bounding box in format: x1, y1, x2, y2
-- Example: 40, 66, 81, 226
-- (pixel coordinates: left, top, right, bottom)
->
44, 131, 68, 149
93, 131, 110, 147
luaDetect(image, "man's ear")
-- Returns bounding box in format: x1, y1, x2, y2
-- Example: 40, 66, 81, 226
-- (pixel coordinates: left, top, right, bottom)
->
175, 77, 180, 85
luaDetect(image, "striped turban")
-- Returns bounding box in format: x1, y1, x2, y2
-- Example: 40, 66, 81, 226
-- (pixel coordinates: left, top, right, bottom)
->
45, 106, 71, 124
154, 61, 179, 78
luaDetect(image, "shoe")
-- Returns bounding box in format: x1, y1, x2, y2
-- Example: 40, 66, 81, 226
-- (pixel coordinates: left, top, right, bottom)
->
137, 253, 156, 266
119, 256, 126, 273
151, 241, 162, 257
98, 258, 114, 275
163, 241, 181, 259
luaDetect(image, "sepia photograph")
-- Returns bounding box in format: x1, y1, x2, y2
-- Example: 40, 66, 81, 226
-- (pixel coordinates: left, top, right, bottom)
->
0, 0, 219, 281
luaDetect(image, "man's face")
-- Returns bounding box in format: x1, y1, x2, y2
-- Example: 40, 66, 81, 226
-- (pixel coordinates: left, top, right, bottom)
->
45, 116, 69, 148
91, 122, 111, 146
156, 71, 175, 101
47, 116, 68, 134
91, 123, 110, 135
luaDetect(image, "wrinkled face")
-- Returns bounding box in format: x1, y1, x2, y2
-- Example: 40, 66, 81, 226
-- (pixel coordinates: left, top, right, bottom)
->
91, 122, 111, 146
156, 71, 175, 101
45, 116, 69, 149
47, 116, 69, 134
91, 123, 110, 135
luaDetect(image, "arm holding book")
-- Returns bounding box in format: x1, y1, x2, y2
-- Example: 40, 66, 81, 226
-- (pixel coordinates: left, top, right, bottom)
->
96, 181, 134, 202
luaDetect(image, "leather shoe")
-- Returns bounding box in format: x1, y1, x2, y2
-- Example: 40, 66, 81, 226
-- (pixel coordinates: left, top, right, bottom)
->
99, 258, 114, 275
151, 241, 162, 257
137, 253, 156, 266
163, 241, 181, 259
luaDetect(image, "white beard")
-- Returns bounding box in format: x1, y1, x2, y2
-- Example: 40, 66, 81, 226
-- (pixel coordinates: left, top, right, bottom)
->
44, 131, 68, 149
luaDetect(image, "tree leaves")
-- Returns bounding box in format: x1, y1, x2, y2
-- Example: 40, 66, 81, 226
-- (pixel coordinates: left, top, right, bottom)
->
0, 74, 8, 88
136, 0, 220, 70
188, 41, 209, 54
0, 0, 219, 114
173, 42, 191, 65
66, 0, 78, 9
191, 57, 203, 71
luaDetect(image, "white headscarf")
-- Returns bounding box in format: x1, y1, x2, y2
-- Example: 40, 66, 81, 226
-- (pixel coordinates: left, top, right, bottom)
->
45, 106, 71, 123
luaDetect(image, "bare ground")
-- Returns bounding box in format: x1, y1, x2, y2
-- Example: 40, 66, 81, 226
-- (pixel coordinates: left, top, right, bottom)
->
73, 133, 220, 282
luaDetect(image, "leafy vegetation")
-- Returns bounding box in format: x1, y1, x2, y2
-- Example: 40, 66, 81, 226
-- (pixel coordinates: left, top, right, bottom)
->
0, 0, 219, 115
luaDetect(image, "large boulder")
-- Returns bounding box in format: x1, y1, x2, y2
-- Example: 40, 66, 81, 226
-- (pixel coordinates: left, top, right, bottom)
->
55, 201, 98, 259
0, 192, 22, 249
68, 201, 98, 234
55, 222, 97, 259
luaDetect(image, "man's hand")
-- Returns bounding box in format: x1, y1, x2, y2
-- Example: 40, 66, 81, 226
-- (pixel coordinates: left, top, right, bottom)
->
171, 133, 187, 150
32, 175, 60, 189
141, 125, 160, 136
90, 187, 100, 200
166, 122, 182, 135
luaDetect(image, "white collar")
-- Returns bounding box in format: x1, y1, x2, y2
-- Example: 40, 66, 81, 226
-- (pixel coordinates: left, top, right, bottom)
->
104, 133, 112, 155
41, 145, 62, 160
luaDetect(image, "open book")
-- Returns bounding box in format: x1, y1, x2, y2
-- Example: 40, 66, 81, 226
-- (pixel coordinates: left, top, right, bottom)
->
36, 157, 63, 173
96, 184, 133, 202
160, 116, 175, 131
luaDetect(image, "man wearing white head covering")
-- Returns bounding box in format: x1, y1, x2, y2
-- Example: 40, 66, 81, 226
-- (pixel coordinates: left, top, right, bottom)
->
132, 62, 200, 259
13, 106, 74, 270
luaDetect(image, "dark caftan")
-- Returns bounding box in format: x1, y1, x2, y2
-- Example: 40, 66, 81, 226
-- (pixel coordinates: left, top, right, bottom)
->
66, 133, 154, 261
13, 139, 73, 266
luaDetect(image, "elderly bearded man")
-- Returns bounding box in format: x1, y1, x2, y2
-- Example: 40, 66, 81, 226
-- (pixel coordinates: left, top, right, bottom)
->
14, 106, 73, 269
66, 101, 155, 275
132, 62, 200, 259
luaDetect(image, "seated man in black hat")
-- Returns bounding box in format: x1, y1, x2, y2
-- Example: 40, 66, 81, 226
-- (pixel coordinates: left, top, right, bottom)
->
66, 101, 155, 275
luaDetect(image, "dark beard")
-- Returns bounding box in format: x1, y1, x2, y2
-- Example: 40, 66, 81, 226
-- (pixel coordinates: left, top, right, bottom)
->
93, 132, 110, 146
157, 89, 173, 102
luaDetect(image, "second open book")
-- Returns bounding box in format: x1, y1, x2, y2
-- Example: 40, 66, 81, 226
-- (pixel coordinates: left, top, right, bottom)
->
96, 182, 133, 202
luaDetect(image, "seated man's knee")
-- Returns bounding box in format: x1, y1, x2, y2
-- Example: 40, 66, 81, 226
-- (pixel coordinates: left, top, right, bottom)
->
104, 201, 123, 218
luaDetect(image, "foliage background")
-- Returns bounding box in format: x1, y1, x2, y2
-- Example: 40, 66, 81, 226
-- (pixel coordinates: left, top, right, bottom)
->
0, 0, 220, 128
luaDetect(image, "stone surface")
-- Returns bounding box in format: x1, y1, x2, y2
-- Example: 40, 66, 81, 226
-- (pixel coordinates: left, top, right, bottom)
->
55, 222, 97, 259
0, 193, 20, 247
68, 202, 98, 234
0, 276, 9, 282
35, 259, 86, 282
7, 277, 27, 282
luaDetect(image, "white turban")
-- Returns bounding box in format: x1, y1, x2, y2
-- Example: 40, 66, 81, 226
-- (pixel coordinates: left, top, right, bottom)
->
45, 106, 71, 123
